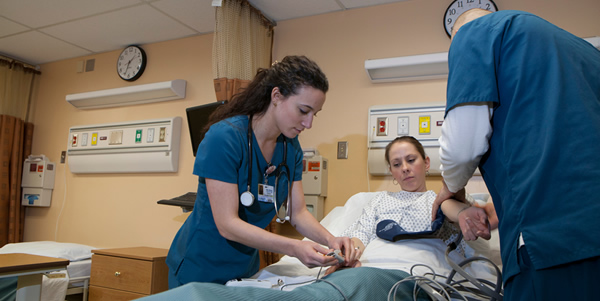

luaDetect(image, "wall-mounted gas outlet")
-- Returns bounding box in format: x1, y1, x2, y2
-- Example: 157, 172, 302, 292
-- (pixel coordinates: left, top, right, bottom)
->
337, 141, 348, 159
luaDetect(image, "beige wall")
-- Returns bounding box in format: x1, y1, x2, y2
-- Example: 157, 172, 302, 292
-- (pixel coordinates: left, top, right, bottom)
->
26, 0, 600, 249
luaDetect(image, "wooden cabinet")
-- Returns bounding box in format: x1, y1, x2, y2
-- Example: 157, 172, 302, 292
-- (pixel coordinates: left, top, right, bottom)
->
89, 247, 169, 301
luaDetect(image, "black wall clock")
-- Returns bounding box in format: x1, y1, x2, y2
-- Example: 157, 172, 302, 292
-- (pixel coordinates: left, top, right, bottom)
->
117, 45, 147, 81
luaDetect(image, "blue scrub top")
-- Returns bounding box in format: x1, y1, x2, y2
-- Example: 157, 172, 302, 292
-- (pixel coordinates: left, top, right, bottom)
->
166, 115, 303, 285
446, 10, 600, 281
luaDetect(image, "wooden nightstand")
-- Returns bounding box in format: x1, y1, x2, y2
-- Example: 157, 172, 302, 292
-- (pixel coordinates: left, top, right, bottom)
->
89, 247, 169, 301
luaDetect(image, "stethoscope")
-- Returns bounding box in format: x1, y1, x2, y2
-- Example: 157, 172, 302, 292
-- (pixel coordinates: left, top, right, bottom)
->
240, 115, 292, 223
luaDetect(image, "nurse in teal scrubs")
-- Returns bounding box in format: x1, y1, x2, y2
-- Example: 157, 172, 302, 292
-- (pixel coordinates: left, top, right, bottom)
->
433, 9, 600, 300
166, 56, 360, 287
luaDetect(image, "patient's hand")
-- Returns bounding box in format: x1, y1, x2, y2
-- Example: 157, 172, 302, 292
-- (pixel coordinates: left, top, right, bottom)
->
458, 207, 491, 241
323, 259, 362, 276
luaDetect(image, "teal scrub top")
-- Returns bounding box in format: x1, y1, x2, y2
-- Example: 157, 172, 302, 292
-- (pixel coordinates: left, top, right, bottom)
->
166, 115, 303, 285
446, 10, 600, 281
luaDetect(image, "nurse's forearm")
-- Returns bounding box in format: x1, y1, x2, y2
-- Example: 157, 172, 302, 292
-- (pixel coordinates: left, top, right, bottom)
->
219, 215, 304, 255
293, 206, 334, 246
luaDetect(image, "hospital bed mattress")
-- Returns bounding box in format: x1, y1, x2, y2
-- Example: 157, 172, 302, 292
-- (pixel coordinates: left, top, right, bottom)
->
137, 192, 503, 300
66, 259, 92, 283
138, 266, 430, 301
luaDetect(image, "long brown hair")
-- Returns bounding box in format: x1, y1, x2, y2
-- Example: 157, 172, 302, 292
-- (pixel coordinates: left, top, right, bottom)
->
203, 55, 328, 134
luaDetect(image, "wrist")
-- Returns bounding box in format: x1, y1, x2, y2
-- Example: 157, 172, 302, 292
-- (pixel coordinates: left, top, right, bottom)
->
456, 206, 470, 221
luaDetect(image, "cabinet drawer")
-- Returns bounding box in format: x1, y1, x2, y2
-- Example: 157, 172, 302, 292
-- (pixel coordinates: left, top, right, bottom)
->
91, 254, 154, 294
89, 285, 145, 301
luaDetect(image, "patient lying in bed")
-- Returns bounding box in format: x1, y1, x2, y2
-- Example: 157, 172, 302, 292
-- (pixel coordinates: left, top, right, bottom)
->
326, 136, 494, 274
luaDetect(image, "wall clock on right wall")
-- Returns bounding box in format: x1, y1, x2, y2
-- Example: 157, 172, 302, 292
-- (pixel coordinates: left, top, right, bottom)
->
444, 0, 498, 38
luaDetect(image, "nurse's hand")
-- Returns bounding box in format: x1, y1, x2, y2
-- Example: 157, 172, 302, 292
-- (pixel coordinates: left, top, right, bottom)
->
458, 206, 491, 241
293, 241, 339, 268
474, 201, 499, 230
327, 236, 361, 266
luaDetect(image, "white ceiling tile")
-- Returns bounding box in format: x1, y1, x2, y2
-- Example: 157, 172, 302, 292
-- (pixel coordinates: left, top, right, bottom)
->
152, 0, 216, 33
339, 0, 407, 9
0, 0, 143, 28
0, 31, 91, 65
0, 0, 409, 64
40, 5, 198, 53
0, 17, 29, 37
249, 0, 343, 22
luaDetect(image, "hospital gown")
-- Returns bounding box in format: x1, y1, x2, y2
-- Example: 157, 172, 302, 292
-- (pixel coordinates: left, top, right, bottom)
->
343, 190, 466, 255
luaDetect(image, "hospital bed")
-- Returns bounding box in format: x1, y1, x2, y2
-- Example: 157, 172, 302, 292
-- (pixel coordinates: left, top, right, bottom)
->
0, 241, 96, 301
138, 192, 503, 301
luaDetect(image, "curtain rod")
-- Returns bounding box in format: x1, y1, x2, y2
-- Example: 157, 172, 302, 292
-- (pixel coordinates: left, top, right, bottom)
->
216, 0, 276, 28
242, 0, 277, 28
0, 53, 40, 71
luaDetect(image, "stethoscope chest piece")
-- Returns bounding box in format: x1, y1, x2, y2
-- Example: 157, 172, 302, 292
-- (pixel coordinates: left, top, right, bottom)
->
240, 191, 254, 207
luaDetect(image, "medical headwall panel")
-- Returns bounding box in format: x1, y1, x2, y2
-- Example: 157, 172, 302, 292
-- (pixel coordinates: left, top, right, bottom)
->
368, 103, 445, 176
67, 117, 182, 173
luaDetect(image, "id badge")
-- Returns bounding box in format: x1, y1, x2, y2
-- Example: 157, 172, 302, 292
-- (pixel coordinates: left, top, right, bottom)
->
258, 184, 274, 203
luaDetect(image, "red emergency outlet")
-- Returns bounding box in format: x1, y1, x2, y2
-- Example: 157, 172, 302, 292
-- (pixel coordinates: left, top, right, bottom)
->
377, 117, 388, 136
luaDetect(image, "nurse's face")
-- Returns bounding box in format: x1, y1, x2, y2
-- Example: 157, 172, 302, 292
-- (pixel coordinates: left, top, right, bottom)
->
388, 141, 430, 192
273, 85, 325, 138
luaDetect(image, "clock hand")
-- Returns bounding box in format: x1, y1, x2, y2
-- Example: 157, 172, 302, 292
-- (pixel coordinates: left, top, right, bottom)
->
125, 56, 134, 70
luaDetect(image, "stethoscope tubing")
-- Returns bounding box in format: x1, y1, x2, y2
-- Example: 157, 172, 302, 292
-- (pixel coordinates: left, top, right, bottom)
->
242, 115, 291, 222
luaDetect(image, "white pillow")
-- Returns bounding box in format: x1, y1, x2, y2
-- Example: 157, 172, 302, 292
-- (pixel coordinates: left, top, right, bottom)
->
0, 241, 96, 262
320, 192, 378, 236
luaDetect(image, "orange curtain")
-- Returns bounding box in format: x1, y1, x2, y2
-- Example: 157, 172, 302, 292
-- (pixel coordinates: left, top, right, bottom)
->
0, 56, 39, 246
213, 77, 251, 102
212, 0, 274, 101
0, 115, 34, 245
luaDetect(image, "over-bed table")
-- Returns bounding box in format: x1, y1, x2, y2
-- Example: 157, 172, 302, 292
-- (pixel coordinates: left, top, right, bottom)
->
0, 253, 69, 301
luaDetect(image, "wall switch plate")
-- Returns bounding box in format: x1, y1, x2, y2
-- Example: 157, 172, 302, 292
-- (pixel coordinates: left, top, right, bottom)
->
337, 141, 348, 159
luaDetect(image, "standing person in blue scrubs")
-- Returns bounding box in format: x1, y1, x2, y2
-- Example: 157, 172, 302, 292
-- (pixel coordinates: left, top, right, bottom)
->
431, 9, 600, 300
167, 55, 359, 287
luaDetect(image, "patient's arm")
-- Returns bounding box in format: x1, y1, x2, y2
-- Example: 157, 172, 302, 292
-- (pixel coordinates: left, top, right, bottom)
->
441, 199, 491, 241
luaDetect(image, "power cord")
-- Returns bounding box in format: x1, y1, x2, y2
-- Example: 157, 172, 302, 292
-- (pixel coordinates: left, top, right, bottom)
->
387, 234, 504, 301
278, 266, 349, 301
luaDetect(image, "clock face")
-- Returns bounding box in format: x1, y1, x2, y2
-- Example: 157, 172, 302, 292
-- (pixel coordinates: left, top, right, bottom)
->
117, 45, 146, 81
444, 0, 498, 37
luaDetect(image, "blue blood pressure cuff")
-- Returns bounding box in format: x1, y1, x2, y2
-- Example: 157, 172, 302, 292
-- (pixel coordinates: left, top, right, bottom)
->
376, 208, 445, 242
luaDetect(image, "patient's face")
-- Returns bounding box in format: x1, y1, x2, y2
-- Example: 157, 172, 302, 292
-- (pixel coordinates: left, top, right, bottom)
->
388, 142, 430, 192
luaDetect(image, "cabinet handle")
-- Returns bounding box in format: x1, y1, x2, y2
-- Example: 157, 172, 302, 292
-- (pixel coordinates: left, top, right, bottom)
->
115, 272, 121, 277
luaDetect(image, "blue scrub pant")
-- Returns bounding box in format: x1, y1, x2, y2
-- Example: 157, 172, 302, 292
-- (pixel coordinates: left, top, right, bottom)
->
504, 246, 600, 300
168, 268, 183, 289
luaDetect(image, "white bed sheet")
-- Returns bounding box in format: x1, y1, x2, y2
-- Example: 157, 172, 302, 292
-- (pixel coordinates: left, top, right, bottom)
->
66, 259, 92, 284
254, 192, 502, 289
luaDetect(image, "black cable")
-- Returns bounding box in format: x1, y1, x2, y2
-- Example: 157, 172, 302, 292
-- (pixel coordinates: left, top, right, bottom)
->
445, 233, 503, 301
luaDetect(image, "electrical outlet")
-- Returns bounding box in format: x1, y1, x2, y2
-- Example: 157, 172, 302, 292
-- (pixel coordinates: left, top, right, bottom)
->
60, 151, 66, 164
337, 141, 348, 159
